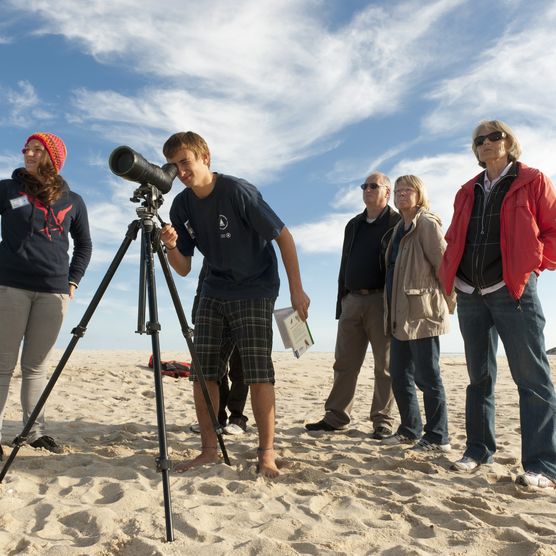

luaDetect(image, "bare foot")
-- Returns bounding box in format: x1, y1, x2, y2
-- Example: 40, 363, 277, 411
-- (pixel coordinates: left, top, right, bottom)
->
174, 447, 219, 473
257, 448, 280, 478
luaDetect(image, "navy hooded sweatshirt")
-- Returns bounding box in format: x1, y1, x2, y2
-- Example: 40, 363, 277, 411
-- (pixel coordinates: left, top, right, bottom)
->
0, 168, 92, 294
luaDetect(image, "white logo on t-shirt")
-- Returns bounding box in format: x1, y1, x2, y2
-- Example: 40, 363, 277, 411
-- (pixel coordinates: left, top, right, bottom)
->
184, 220, 195, 239
219, 215, 231, 239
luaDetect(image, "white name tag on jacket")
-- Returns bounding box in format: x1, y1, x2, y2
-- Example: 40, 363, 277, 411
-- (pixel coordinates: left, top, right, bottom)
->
10, 195, 30, 209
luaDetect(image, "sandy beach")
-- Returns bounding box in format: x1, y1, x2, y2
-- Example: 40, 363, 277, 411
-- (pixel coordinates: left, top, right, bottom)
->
0, 350, 555, 555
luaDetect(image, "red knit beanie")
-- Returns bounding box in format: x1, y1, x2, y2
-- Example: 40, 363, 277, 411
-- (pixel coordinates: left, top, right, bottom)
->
25, 132, 67, 174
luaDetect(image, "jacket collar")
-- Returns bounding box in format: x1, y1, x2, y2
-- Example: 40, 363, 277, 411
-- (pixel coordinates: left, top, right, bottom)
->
394, 206, 429, 233
475, 161, 517, 188
358, 203, 390, 222
461, 161, 524, 196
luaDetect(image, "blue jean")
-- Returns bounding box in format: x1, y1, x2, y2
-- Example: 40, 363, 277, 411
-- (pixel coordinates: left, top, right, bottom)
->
457, 274, 556, 480
389, 335, 449, 444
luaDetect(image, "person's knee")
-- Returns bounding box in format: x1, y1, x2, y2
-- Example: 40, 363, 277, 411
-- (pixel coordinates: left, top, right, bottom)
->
0, 355, 18, 376
19, 361, 48, 378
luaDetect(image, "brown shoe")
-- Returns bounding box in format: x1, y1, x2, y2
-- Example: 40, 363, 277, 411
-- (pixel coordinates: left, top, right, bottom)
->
371, 426, 393, 440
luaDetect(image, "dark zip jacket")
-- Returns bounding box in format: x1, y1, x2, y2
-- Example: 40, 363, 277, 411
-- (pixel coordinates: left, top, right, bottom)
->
456, 165, 515, 289
0, 169, 92, 293
336, 204, 401, 318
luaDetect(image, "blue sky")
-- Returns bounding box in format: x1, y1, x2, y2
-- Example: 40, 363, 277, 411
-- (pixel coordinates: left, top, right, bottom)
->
1, 0, 556, 354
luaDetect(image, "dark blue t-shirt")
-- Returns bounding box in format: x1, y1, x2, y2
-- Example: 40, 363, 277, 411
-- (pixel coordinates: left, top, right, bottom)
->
169, 173, 284, 300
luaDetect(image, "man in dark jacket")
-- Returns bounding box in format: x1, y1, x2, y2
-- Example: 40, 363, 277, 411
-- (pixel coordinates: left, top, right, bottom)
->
306, 172, 400, 438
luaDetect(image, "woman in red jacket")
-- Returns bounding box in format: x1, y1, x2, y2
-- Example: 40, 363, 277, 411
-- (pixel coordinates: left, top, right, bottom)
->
439, 120, 556, 488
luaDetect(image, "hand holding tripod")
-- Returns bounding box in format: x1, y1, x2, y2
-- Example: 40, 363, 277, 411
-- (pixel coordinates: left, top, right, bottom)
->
0, 180, 229, 543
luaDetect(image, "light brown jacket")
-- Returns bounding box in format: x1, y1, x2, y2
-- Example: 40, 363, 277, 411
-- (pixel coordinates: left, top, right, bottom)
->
384, 209, 455, 341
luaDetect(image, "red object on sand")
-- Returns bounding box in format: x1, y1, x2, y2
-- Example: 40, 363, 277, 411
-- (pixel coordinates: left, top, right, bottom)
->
148, 355, 191, 378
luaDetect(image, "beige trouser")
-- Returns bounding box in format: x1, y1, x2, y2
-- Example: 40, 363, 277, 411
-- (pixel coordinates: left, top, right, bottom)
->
0, 286, 69, 444
324, 292, 394, 429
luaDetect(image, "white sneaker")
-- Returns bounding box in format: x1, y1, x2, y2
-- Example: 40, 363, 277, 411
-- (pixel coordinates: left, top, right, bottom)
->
224, 423, 246, 435
411, 438, 451, 453
450, 456, 480, 472
516, 472, 556, 488
382, 433, 414, 445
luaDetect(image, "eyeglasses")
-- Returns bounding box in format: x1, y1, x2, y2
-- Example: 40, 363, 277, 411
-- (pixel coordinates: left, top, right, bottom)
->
473, 131, 506, 147
22, 147, 45, 156
394, 188, 416, 196
360, 182, 386, 190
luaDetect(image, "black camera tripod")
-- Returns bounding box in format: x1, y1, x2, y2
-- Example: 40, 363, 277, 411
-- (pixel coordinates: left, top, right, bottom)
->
0, 183, 229, 543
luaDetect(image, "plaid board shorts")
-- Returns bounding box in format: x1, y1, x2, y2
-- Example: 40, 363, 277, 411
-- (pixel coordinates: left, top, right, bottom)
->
191, 296, 275, 384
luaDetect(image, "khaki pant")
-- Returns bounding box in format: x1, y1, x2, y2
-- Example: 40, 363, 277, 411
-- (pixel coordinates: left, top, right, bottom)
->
0, 286, 69, 443
324, 292, 394, 428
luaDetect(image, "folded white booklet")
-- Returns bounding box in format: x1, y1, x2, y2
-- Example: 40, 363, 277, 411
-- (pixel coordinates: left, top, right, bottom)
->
273, 306, 314, 358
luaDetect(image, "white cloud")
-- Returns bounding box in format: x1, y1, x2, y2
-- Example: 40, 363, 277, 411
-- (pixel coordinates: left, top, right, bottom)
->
0, 152, 21, 177
87, 151, 111, 168
290, 212, 354, 253
325, 141, 417, 188
7, 0, 465, 180
87, 201, 133, 244
423, 4, 556, 135
508, 125, 556, 179
0, 80, 53, 127
330, 185, 365, 212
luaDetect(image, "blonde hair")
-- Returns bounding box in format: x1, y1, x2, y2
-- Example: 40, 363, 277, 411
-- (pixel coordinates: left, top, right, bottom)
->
163, 131, 211, 167
471, 120, 522, 168
394, 175, 429, 210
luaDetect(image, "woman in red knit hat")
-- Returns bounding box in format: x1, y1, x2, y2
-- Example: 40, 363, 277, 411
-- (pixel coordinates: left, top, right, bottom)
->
0, 132, 92, 460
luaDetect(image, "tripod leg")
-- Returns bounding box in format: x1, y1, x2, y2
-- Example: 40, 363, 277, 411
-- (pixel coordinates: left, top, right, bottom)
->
0, 220, 142, 483
136, 230, 147, 333
142, 224, 175, 542
155, 244, 231, 466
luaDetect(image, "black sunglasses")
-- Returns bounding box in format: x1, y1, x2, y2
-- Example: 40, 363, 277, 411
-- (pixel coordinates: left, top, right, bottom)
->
360, 182, 385, 190
473, 131, 506, 147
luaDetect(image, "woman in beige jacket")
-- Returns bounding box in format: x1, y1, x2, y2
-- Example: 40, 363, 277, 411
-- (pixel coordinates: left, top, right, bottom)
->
382, 175, 454, 452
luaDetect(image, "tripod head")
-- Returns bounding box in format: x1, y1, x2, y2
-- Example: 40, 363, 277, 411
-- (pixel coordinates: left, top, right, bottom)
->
130, 183, 164, 222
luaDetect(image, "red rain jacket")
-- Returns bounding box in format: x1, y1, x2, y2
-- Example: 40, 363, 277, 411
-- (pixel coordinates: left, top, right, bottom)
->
439, 162, 556, 300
